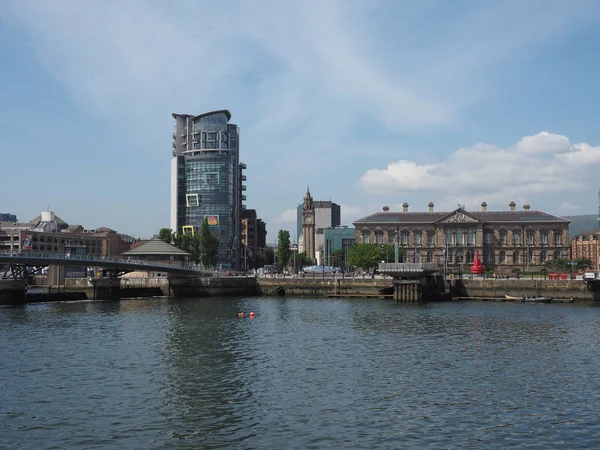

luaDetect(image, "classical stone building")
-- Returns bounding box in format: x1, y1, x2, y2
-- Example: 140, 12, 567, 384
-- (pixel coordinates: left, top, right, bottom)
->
353, 202, 570, 273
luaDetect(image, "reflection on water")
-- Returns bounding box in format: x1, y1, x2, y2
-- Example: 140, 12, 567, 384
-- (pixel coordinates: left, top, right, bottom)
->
2, 298, 600, 448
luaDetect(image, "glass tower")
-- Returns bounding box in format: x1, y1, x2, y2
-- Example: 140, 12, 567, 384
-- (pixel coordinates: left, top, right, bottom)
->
171, 110, 246, 269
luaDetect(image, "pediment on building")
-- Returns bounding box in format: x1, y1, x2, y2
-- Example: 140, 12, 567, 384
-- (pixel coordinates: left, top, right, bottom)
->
438, 209, 478, 224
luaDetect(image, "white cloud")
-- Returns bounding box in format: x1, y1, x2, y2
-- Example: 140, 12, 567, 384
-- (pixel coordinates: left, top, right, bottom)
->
276, 209, 297, 224
3, 0, 600, 235
558, 202, 582, 213
359, 131, 600, 214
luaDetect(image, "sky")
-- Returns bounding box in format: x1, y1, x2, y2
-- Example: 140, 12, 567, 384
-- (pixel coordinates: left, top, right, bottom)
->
1, 0, 600, 240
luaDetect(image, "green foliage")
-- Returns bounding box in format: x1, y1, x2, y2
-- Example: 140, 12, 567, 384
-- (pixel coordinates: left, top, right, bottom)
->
159, 228, 174, 244
174, 233, 201, 265
575, 258, 593, 271
248, 252, 267, 270
199, 219, 219, 268
347, 243, 381, 270
276, 230, 291, 268
295, 252, 314, 268
543, 258, 570, 272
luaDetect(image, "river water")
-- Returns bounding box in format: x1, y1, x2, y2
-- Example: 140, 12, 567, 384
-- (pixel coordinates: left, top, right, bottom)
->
2, 297, 600, 449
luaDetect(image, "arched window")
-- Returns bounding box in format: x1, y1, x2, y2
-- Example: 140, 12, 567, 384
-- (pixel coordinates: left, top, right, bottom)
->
427, 231, 435, 246
554, 250, 561, 260
526, 230, 535, 245
513, 230, 521, 245
499, 251, 506, 263
362, 231, 370, 244
487, 251, 494, 263
513, 251, 520, 263
554, 231, 562, 245
401, 231, 409, 245
528, 249, 534, 264
387, 230, 396, 245
447, 250, 453, 263
414, 231, 422, 245
499, 230, 507, 245
540, 231, 549, 245
456, 250, 464, 264
426, 251, 433, 262
540, 250, 547, 262
375, 232, 383, 244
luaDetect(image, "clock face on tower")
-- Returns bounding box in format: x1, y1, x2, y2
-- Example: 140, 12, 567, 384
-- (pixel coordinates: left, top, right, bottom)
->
304, 215, 313, 224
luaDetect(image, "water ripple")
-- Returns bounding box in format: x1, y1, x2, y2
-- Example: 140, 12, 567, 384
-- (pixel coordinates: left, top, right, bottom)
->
2, 298, 600, 448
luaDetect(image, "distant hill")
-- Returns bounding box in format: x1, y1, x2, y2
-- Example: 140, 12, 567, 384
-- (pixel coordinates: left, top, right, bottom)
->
564, 215, 598, 237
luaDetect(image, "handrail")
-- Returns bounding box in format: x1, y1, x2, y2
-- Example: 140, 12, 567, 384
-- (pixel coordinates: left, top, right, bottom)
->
378, 262, 439, 272
0, 251, 200, 272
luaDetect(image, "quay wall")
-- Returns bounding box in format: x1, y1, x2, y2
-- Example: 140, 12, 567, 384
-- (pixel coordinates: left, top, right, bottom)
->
258, 278, 392, 297
30, 276, 600, 302
454, 279, 596, 301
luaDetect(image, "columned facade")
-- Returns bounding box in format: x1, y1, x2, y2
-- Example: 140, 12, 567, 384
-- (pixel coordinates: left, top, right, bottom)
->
353, 203, 570, 273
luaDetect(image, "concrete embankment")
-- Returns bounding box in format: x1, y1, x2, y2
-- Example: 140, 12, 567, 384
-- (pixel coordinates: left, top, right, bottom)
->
451, 278, 596, 301
257, 277, 394, 298
12, 276, 597, 303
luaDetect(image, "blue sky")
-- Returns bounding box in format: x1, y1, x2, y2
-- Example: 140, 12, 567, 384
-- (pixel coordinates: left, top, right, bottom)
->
1, 0, 600, 240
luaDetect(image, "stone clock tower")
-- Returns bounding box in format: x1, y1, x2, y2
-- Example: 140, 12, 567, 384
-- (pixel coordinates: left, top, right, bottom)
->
302, 188, 315, 261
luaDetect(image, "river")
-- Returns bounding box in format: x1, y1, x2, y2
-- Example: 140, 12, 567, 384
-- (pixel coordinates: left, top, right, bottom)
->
2, 297, 600, 449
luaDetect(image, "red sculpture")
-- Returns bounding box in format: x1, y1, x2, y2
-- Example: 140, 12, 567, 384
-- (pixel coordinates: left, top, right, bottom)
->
470, 250, 484, 275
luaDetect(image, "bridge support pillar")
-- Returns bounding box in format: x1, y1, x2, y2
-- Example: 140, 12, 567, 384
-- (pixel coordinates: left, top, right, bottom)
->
90, 278, 121, 300
393, 280, 424, 302
0, 279, 27, 305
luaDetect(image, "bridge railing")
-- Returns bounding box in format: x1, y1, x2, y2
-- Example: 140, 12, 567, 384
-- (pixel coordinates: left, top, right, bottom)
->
378, 262, 440, 272
0, 251, 199, 272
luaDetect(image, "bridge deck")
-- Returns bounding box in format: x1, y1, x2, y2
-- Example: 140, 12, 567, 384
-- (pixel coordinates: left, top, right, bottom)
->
0, 251, 206, 275
377, 262, 440, 278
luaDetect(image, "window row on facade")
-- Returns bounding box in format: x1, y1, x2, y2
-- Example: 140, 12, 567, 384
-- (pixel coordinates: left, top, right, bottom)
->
360, 228, 565, 246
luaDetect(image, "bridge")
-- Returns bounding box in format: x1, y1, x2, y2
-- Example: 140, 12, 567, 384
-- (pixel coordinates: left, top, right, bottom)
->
0, 251, 205, 279
377, 262, 445, 301
0, 251, 258, 304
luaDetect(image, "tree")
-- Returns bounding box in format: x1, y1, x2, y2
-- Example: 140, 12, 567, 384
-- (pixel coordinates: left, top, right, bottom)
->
295, 252, 314, 268
174, 233, 201, 265
347, 243, 381, 271
199, 219, 219, 268
544, 258, 570, 272
575, 258, 593, 271
247, 252, 267, 270
276, 230, 291, 269
159, 228, 174, 245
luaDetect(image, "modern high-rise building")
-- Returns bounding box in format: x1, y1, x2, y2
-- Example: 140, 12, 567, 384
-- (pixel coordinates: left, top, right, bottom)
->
171, 110, 246, 269
0, 213, 17, 223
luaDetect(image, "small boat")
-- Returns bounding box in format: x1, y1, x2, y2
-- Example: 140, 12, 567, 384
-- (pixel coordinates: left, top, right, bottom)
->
522, 296, 552, 303
505, 295, 523, 301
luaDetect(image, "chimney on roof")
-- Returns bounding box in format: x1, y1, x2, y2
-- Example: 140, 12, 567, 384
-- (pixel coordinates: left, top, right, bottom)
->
509, 201, 516, 211
523, 204, 531, 211
382, 205, 390, 212
481, 201, 487, 212
428, 202, 434, 212
402, 202, 409, 212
